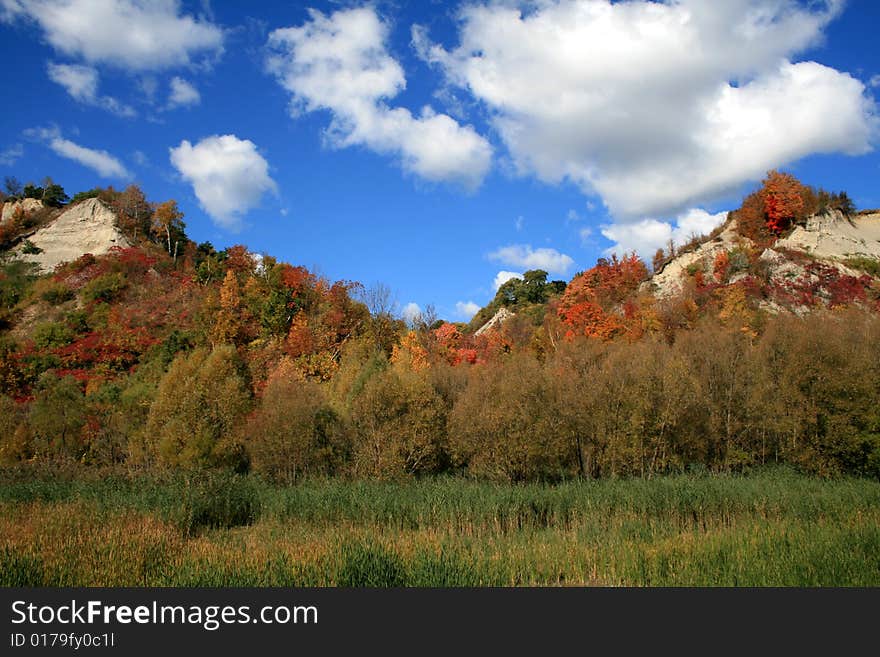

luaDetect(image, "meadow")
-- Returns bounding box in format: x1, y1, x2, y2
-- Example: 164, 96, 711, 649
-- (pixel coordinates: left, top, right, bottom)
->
1, 465, 878, 587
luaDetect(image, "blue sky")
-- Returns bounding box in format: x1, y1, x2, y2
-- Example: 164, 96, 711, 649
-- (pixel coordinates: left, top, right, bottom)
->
1, 0, 878, 322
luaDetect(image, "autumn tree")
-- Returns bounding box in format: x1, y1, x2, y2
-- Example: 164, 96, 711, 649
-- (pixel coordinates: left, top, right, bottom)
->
448, 353, 571, 481
557, 254, 648, 340
763, 170, 806, 234
736, 170, 809, 242
151, 200, 186, 259
213, 270, 245, 346
28, 373, 87, 460
652, 248, 666, 272
142, 346, 251, 469
349, 366, 449, 478
113, 184, 151, 242
245, 360, 348, 482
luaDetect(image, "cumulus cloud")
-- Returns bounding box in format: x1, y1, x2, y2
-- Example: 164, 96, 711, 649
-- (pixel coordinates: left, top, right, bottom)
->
601, 208, 728, 260
493, 270, 522, 291
47, 62, 135, 117
167, 76, 200, 109
488, 244, 574, 275
673, 208, 729, 244
265, 6, 492, 189
169, 134, 277, 230
418, 0, 876, 219
26, 125, 129, 178
2, 0, 224, 70
401, 302, 422, 324
455, 301, 481, 320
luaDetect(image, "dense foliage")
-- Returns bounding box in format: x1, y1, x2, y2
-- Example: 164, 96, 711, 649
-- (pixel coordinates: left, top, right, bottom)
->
1, 174, 879, 482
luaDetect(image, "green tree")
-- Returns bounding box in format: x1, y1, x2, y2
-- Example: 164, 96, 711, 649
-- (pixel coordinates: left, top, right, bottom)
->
349, 367, 449, 478
40, 178, 69, 207
142, 346, 251, 469
246, 362, 348, 482
28, 373, 87, 460
522, 269, 549, 303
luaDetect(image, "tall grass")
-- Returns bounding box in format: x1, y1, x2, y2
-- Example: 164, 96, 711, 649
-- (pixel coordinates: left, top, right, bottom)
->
1, 466, 878, 586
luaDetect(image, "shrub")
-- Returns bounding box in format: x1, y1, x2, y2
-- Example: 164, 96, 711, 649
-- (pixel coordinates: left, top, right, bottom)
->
82, 272, 127, 303
32, 321, 75, 349
843, 257, 880, 278
21, 239, 42, 254
41, 282, 74, 305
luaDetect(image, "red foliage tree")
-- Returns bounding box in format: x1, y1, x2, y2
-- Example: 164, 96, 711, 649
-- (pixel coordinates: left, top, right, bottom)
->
558, 253, 648, 340
763, 170, 806, 234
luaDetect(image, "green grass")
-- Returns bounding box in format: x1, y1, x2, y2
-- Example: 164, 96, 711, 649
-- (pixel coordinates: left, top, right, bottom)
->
1, 466, 878, 586
842, 256, 880, 278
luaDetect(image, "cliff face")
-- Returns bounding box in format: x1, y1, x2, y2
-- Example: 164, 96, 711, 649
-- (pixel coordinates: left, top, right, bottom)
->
641, 209, 880, 309
643, 218, 752, 299
13, 198, 129, 273
1, 198, 43, 223
474, 307, 515, 336
774, 210, 880, 260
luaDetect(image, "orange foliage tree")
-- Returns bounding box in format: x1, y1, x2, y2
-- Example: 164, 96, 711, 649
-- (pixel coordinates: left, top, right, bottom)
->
736, 170, 809, 241
558, 254, 648, 340
763, 170, 806, 234
213, 270, 245, 345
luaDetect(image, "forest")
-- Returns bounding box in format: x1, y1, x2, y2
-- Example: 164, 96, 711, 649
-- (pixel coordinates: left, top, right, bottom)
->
1, 172, 878, 481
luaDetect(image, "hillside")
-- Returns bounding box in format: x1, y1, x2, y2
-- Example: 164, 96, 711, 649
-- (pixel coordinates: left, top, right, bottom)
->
470, 177, 880, 339
1, 172, 879, 482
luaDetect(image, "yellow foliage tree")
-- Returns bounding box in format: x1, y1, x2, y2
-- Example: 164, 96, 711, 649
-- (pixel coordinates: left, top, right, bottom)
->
213, 270, 244, 346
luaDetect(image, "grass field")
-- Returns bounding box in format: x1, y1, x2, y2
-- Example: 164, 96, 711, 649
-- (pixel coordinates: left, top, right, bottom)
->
1, 466, 878, 586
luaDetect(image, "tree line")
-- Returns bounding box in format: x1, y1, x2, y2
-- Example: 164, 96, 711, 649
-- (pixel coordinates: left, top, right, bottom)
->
3, 309, 878, 481
1, 173, 879, 481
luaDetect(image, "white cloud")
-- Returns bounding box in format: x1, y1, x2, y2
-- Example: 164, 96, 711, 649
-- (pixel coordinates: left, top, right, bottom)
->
169, 134, 277, 230
266, 6, 492, 189
455, 301, 481, 320
419, 0, 876, 219
47, 61, 96, 100
488, 244, 574, 275
3, 0, 224, 71
139, 75, 158, 102
26, 125, 129, 178
870, 75, 880, 89
46, 62, 135, 117
0, 143, 23, 166
601, 219, 674, 261
401, 302, 422, 324
601, 208, 728, 260
514, 215, 524, 231
672, 208, 728, 244
493, 270, 522, 291
167, 76, 200, 109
